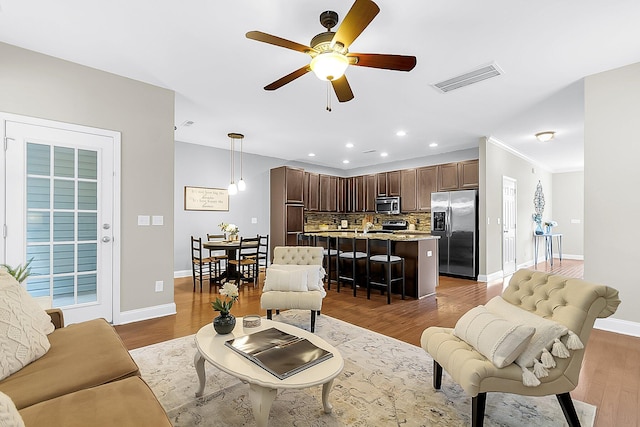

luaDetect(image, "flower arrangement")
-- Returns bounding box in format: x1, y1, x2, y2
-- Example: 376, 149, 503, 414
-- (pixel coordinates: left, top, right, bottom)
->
211, 282, 239, 315
544, 220, 558, 227
218, 222, 239, 236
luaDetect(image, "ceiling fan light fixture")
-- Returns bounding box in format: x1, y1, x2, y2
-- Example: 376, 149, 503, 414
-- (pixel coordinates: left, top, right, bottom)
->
310, 51, 349, 81
535, 131, 555, 142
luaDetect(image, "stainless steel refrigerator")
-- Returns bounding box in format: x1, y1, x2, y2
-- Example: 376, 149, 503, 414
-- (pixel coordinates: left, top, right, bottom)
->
431, 190, 478, 279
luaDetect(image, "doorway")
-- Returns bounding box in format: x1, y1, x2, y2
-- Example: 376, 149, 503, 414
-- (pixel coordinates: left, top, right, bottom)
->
1, 113, 120, 324
502, 176, 517, 276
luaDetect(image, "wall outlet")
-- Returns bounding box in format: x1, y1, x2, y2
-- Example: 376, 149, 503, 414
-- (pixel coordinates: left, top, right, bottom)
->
155, 280, 163, 292
251, 217, 257, 224
427, 250, 433, 257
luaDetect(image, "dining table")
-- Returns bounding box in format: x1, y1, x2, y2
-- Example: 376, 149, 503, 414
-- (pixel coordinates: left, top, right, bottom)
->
202, 238, 258, 283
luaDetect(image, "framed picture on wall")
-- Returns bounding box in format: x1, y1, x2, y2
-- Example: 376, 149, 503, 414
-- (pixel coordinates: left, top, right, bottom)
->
184, 186, 229, 211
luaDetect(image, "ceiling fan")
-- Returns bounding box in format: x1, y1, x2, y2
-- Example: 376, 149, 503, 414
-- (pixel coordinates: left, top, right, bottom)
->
246, 0, 417, 103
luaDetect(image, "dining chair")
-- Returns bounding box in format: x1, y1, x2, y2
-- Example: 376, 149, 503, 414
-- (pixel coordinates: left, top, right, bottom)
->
227, 235, 260, 287
206, 233, 228, 283
190, 236, 220, 292
366, 238, 405, 304
315, 235, 339, 290
336, 236, 367, 297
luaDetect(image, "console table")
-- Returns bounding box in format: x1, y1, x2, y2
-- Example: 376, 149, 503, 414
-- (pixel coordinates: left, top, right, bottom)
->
533, 233, 563, 267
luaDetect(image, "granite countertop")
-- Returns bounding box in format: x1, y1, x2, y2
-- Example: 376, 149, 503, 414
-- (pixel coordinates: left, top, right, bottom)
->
307, 231, 439, 241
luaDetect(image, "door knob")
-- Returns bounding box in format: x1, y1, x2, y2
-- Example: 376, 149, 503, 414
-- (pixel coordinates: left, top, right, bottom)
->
102, 236, 111, 243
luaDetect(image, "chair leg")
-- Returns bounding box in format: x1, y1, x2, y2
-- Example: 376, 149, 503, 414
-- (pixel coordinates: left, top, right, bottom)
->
556, 393, 581, 427
472, 393, 486, 427
433, 360, 443, 389
310, 310, 316, 332
192, 264, 197, 292
266, 309, 273, 320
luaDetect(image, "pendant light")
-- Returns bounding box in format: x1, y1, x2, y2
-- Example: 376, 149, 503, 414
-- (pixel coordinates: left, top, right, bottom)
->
236, 133, 246, 191
227, 133, 238, 195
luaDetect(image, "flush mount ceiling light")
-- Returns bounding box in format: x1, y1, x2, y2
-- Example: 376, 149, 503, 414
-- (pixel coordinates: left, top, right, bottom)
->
308, 152, 316, 157
535, 131, 555, 142
396, 130, 407, 137
429, 142, 438, 148
345, 142, 354, 148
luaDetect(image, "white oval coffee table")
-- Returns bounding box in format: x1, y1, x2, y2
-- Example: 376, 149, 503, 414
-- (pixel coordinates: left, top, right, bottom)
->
194, 318, 344, 427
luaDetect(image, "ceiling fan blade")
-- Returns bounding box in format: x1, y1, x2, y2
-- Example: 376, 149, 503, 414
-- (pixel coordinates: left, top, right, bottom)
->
348, 53, 417, 71
264, 66, 311, 91
246, 31, 316, 54
330, 0, 380, 50
331, 75, 355, 102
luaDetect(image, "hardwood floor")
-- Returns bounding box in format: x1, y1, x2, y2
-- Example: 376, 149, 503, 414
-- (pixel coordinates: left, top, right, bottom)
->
115, 259, 639, 427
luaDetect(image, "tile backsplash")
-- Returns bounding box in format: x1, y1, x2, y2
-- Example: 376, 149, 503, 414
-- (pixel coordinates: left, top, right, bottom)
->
305, 212, 431, 232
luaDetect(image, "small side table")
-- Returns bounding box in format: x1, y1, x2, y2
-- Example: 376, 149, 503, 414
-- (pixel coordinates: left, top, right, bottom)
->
533, 233, 563, 268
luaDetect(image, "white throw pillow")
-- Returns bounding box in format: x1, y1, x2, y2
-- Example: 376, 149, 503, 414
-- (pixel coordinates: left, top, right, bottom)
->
0, 392, 25, 427
0, 270, 54, 381
485, 296, 568, 368
263, 264, 325, 293
454, 305, 535, 368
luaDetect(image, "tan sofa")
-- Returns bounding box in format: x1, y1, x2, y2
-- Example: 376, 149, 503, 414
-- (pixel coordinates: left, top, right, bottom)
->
0, 309, 171, 427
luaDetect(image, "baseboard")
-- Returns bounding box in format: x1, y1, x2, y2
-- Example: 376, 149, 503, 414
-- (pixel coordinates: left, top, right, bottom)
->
115, 303, 177, 325
175, 269, 191, 278
595, 317, 640, 337
477, 270, 504, 282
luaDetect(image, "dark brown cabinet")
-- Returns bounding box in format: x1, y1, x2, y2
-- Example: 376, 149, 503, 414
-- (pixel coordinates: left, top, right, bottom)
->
438, 162, 460, 191
353, 175, 365, 212
376, 173, 387, 196
400, 169, 417, 212
304, 172, 319, 211
387, 170, 401, 196
437, 160, 479, 191
270, 166, 305, 254
365, 174, 376, 212
319, 174, 337, 212
458, 159, 479, 189
285, 205, 304, 245
417, 166, 438, 211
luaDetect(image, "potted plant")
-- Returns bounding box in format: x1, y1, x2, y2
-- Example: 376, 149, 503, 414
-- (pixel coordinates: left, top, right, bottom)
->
1, 258, 34, 283
211, 282, 239, 334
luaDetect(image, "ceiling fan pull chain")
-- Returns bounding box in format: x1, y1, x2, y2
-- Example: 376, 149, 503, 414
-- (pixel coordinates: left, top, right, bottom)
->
326, 81, 332, 112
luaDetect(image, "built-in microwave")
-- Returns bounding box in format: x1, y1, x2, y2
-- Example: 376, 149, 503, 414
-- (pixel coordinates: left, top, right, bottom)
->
375, 196, 401, 214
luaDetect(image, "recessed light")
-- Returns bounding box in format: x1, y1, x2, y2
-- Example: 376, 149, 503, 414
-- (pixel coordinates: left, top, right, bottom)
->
380, 152, 388, 157
343, 160, 350, 164
535, 131, 555, 142
308, 153, 316, 157
429, 142, 438, 148
396, 130, 407, 137
345, 142, 354, 148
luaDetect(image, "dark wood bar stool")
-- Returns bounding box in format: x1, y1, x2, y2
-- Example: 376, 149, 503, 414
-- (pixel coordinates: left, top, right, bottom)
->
366, 238, 405, 304
336, 236, 367, 296
315, 235, 339, 289
297, 232, 315, 246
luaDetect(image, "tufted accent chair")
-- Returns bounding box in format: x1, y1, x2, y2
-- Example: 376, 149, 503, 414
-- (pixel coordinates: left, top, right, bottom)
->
261, 246, 325, 332
421, 269, 620, 427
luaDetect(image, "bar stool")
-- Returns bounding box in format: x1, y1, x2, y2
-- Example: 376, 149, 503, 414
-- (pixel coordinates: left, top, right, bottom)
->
315, 235, 339, 289
337, 236, 367, 296
297, 233, 315, 246
366, 238, 405, 304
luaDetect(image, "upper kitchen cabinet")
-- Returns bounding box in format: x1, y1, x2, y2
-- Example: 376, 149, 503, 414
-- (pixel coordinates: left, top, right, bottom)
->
365, 174, 376, 212
376, 173, 387, 197
271, 166, 304, 204
417, 166, 438, 211
387, 170, 401, 196
437, 160, 479, 191
353, 175, 366, 212
458, 159, 479, 189
400, 169, 417, 212
319, 174, 338, 212
304, 171, 320, 211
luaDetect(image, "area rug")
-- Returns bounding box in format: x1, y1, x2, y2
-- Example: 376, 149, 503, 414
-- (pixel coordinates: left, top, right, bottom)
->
130, 310, 596, 426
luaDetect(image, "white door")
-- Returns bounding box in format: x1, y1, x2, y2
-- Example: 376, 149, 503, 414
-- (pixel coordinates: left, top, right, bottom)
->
502, 177, 517, 276
2, 114, 119, 324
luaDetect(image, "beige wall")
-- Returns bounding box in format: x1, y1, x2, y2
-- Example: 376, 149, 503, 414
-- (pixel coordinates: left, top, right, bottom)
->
585, 61, 640, 326
480, 137, 554, 278
552, 172, 584, 258
0, 42, 175, 318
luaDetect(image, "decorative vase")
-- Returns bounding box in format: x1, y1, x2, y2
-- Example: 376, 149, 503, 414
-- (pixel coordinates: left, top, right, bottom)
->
545, 225, 551, 234
535, 222, 544, 235
213, 312, 236, 334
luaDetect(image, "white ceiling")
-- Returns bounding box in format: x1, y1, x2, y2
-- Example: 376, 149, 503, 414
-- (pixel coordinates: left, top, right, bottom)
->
1, 0, 639, 172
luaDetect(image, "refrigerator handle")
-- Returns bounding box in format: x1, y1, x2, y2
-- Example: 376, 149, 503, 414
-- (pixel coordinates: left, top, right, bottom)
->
447, 206, 452, 237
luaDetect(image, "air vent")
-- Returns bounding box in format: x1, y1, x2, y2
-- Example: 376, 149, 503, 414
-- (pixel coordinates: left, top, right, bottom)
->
362, 149, 376, 154
432, 62, 503, 93
181, 120, 195, 127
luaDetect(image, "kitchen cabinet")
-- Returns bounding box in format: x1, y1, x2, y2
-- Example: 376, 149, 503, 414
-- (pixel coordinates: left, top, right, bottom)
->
271, 166, 304, 204
285, 205, 304, 245
387, 170, 401, 196
376, 173, 387, 197
304, 171, 319, 211
270, 166, 305, 254
353, 175, 365, 212
437, 160, 479, 191
458, 159, 479, 189
319, 174, 337, 212
417, 166, 438, 211
400, 169, 417, 212
365, 174, 376, 212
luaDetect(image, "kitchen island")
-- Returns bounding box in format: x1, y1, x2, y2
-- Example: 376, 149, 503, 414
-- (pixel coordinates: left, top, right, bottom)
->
304, 231, 439, 299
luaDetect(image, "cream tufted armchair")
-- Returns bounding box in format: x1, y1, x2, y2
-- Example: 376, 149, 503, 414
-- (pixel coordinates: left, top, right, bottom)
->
421, 269, 620, 427
260, 246, 325, 332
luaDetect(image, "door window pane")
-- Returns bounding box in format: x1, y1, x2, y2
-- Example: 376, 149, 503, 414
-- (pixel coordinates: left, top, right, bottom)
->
26, 143, 50, 175
54, 146, 75, 178
27, 277, 50, 299
53, 276, 74, 307
78, 181, 97, 210
78, 149, 97, 179
27, 212, 50, 243
27, 245, 50, 276
27, 177, 50, 209
53, 244, 74, 274
77, 274, 97, 303
78, 213, 97, 241
53, 212, 74, 241
78, 243, 97, 272
54, 179, 75, 209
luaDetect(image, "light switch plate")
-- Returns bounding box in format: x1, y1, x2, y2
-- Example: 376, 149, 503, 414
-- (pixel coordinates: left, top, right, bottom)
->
155, 280, 163, 292
251, 217, 257, 224
152, 215, 164, 226
138, 215, 150, 226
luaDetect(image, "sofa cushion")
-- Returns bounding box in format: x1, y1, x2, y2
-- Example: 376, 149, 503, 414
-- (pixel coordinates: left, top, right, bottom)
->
0, 318, 139, 409
0, 391, 24, 427
453, 305, 535, 368
19, 376, 171, 427
0, 271, 55, 381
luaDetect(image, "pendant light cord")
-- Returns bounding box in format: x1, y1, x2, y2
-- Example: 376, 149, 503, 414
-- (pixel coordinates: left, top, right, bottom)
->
326, 81, 332, 112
